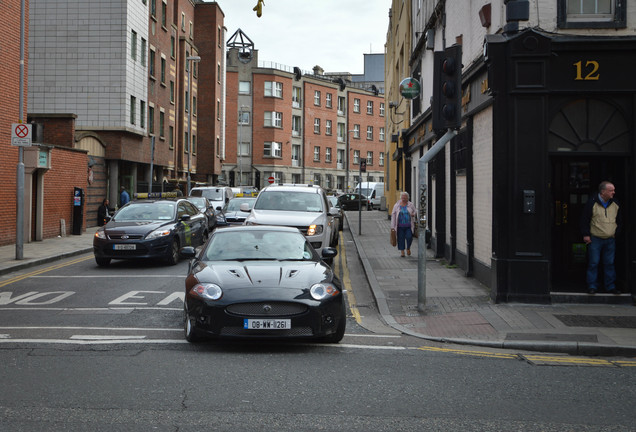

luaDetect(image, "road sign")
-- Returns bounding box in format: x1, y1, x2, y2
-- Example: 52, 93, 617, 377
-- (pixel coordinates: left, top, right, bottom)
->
12, 123, 32, 147
268, 176, 275, 184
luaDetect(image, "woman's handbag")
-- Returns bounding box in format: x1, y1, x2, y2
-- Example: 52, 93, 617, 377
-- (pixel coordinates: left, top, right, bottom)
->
390, 229, 397, 247
412, 223, 419, 238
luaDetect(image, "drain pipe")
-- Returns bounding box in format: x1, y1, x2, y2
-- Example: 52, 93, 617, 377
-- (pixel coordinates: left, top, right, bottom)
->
417, 129, 457, 312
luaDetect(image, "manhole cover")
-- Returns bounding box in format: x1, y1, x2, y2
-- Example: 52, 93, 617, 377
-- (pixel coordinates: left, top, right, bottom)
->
555, 315, 636, 328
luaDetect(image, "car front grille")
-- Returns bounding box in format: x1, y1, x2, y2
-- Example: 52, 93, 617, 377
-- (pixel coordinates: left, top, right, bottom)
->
109, 234, 144, 240
226, 302, 308, 317
220, 326, 313, 337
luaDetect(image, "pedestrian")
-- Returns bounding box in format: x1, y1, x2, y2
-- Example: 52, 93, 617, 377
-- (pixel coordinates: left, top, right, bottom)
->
97, 198, 110, 226
390, 191, 417, 258
580, 181, 621, 294
173, 185, 183, 196
120, 185, 130, 207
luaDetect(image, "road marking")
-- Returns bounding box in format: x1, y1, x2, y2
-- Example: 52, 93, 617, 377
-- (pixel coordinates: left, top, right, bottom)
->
0, 307, 182, 311
335, 231, 362, 324
70, 335, 147, 340
31, 275, 185, 278
0, 256, 93, 288
0, 326, 181, 331
418, 346, 518, 359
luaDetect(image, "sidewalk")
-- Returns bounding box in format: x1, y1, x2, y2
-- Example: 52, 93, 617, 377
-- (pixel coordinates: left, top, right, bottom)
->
346, 210, 636, 357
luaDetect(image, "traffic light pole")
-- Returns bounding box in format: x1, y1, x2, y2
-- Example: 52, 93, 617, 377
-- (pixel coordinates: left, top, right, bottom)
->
417, 129, 457, 312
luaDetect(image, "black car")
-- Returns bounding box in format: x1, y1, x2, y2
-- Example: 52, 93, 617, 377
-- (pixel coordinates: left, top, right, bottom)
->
328, 196, 343, 232
93, 195, 208, 267
222, 197, 256, 225
185, 196, 217, 231
337, 193, 369, 211
180, 225, 345, 343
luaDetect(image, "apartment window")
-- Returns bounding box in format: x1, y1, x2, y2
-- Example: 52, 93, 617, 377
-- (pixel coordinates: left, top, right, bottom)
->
325, 147, 332, 163
353, 150, 360, 164
337, 96, 346, 115
185, 90, 189, 112
217, 100, 221, 120
367, 151, 373, 165
169, 125, 174, 149
264, 142, 282, 158
192, 96, 197, 116
264, 111, 282, 128
216, 136, 221, 157
292, 86, 301, 108
159, 111, 165, 138
326, 93, 332, 108
367, 101, 373, 115
379, 127, 385, 141
264, 81, 283, 98
380, 102, 385, 117
161, 1, 167, 27
239, 141, 250, 156
131, 30, 137, 60
181, 13, 185, 31
313, 173, 321, 186
313, 118, 320, 134
151, 0, 156, 17
353, 98, 360, 113
367, 126, 373, 140
141, 38, 146, 66
184, 132, 189, 153
170, 36, 175, 58
379, 152, 385, 167
239, 111, 250, 125
149, 49, 155, 77
170, 81, 174, 103
149, 105, 155, 134
185, 51, 190, 72
325, 119, 332, 135
337, 122, 345, 142
558, 0, 625, 28
292, 145, 301, 167
337, 149, 344, 167
192, 135, 197, 154
140, 101, 146, 129
189, 22, 193, 39
353, 124, 360, 139
239, 81, 251, 94
314, 90, 321, 106
217, 63, 221, 83
160, 57, 166, 83
313, 146, 320, 161
292, 115, 301, 136
130, 96, 136, 125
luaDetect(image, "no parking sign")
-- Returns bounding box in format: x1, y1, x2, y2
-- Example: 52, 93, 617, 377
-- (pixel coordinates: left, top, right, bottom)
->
11, 123, 32, 147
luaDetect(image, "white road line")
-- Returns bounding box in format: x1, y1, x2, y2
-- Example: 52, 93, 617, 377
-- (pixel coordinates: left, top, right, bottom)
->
29, 275, 185, 278
0, 326, 181, 331
70, 335, 147, 340
0, 307, 182, 311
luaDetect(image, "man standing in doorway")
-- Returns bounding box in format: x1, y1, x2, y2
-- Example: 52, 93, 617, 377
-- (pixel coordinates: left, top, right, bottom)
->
580, 181, 621, 294
120, 185, 131, 207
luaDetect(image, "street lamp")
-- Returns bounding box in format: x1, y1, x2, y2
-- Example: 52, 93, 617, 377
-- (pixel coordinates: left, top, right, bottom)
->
186, 55, 200, 195
346, 129, 356, 192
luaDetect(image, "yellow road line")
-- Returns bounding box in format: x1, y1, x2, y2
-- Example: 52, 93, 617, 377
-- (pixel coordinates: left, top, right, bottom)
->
336, 231, 361, 324
417, 345, 518, 359
0, 255, 93, 288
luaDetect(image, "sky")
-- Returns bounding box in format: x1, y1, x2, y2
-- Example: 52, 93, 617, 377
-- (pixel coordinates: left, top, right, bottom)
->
214, 0, 392, 74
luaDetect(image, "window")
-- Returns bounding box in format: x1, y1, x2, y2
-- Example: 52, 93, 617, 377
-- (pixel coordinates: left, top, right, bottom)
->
558, 0, 625, 28
170, 81, 174, 103
367, 126, 373, 140
149, 105, 155, 134
141, 38, 146, 66
264, 81, 283, 98
181, 13, 185, 31
354, 98, 360, 113
367, 101, 373, 115
130, 96, 136, 125
326, 93, 332, 108
239, 142, 250, 156
313, 118, 320, 134
313, 173, 321, 186
140, 101, 146, 129
353, 124, 360, 139
367, 151, 373, 165
314, 91, 321, 106
239, 81, 251, 94
149, 49, 156, 77
184, 132, 189, 153
379, 152, 385, 167
325, 119, 332, 135
217, 100, 221, 120
170, 36, 175, 58
292, 87, 301, 108
337, 149, 344, 168
264, 142, 282, 157
337, 96, 346, 115
313, 146, 320, 161
160, 57, 166, 83
192, 96, 197, 116
189, 22, 193, 39
239, 111, 250, 125
192, 135, 196, 154
151, 0, 156, 17
292, 145, 301, 166
353, 150, 360, 164
379, 127, 385, 141
380, 102, 385, 117
325, 147, 332, 163
292, 115, 301, 136
131, 30, 137, 60
159, 111, 165, 138
169, 125, 174, 149
185, 90, 189, 112
217, 63, 221, 83
161, 1, 167, 27
264, 111, 282, 128
337, 123, 345, 142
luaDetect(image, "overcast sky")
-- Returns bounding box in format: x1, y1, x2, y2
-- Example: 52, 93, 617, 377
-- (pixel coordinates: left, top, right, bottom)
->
214, 0, 392, 74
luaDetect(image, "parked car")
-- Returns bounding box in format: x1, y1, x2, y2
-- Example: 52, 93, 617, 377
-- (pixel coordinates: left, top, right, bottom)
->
180, 225, 345, 343
93, 194, 208, 267
337, 193, 369, 211
328, 196, 344, 232
185, 196, 217, 232
242, 184, 340, 262
222, 197, 256, 225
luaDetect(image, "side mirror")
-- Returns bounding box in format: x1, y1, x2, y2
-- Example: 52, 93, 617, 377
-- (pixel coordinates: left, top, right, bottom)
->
321, 247, 338, 259
179, 214, 191, 221
179, 246, 196, 259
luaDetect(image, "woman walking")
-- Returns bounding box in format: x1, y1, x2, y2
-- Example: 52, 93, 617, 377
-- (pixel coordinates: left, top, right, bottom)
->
390, 192, 417, 257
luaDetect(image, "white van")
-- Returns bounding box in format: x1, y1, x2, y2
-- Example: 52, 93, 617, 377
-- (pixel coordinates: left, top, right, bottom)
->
189, 186, 234, 210
355, 182, 384, 210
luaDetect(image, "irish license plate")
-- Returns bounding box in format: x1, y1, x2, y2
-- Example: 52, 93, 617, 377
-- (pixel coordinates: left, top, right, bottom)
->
244, 319, 291, 330
114, 244, 136, 250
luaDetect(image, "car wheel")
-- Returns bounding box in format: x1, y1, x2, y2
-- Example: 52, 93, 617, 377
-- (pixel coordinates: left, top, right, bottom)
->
95, 257, 111, 267
166, 238, 180, 265
184, 305, 203, 343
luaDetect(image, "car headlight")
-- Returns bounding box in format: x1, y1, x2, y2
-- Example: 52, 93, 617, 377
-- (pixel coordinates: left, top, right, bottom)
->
94, 229, 106, 240
310, 283, 339, 300
190, 283, 223, 301
307, 224, 324, 236
146, 228, 172, 240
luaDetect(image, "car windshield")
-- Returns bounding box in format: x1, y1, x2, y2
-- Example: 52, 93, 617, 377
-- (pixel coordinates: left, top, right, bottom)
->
115, 202, 175, 221
187, 197, 207, 210
254, 191, 323, 212
204, 230, 315, 261
196, 189, 224, 200
225, 198, 255, 212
